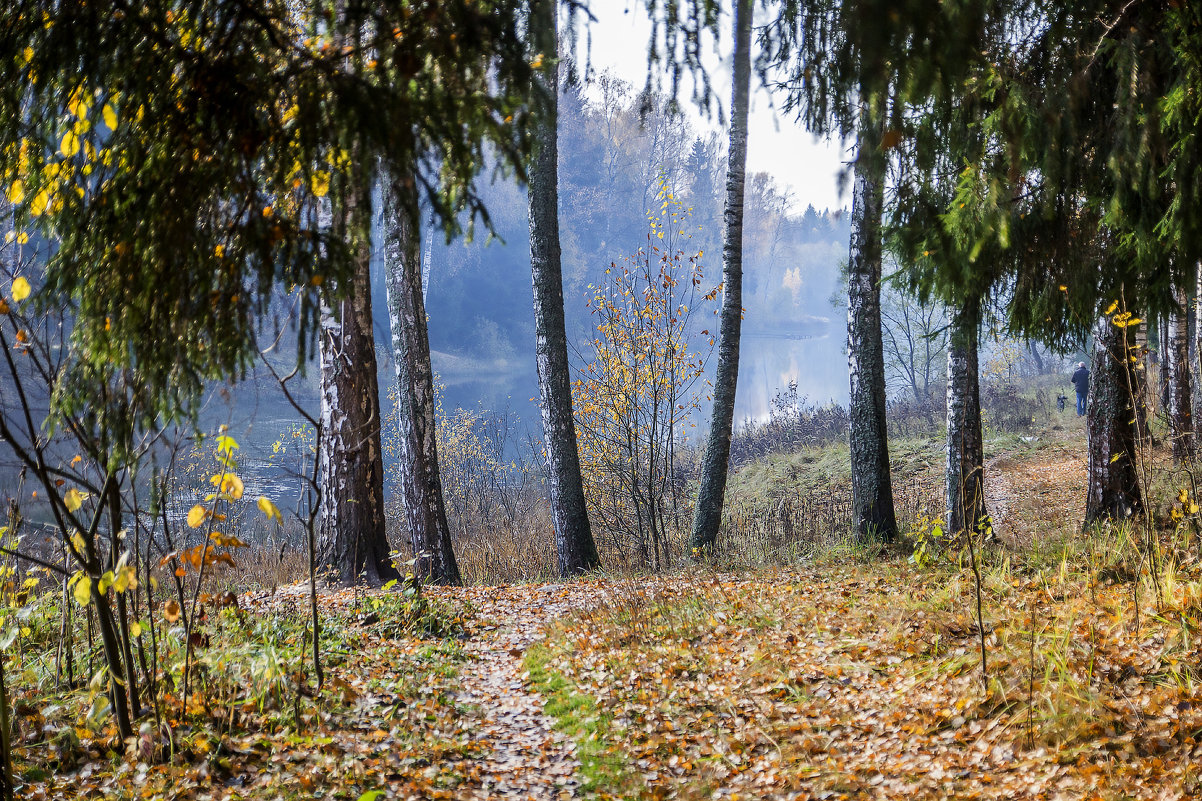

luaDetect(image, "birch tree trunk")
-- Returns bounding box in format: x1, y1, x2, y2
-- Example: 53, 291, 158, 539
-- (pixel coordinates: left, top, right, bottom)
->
846, 100, 898, 543
1170, 287, 1195, 461
528, 0, 600, 577
382, 175, 461, 586
1085, 316, 1143, 524
317, 184, 399, 586
1160, 315, 1171, 414
690, 0, 752, 556
1196, 263, 1202, 415
945, 299, 988, 536
1133, 317, 1150, 442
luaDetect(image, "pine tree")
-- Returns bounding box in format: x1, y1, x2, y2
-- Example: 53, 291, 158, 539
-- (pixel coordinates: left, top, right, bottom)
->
945, 299, 987, 536
1086, 314, 1143, 523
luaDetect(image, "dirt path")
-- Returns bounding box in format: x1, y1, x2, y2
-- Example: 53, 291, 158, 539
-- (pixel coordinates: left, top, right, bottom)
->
430, 584, 593, 800
984, 450, 1014, 543
985, 435, 1088, 548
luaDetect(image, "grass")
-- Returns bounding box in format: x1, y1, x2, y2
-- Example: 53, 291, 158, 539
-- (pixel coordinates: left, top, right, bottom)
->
515, 399, 1202, 798
6, 579, 486, 799
524, 641, 636, 799
530, 545, 1202, 799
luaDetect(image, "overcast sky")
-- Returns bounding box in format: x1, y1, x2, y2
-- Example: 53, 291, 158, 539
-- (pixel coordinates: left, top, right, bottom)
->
579, 1, 849, 213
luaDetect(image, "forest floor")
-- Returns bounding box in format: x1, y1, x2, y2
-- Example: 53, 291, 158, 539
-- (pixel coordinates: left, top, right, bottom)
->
15, 416, 1202, 799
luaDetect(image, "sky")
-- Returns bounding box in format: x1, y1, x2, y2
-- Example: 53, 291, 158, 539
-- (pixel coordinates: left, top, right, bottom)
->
579, 1, 849, 213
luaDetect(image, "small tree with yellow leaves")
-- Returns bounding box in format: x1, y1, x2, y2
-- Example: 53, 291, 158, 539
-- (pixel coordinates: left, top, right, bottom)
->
573, 181, 718, 570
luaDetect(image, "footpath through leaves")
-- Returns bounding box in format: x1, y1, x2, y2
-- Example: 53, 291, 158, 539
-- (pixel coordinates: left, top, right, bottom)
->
10, 435, 1202, 800
11, 559, 1202, 799
11, 579, 599, 800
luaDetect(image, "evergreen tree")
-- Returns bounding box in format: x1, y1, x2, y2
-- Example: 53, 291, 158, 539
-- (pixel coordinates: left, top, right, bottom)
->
1086, 313, 1143, 523
317, 175, 399, 585
944, 299, 987, 536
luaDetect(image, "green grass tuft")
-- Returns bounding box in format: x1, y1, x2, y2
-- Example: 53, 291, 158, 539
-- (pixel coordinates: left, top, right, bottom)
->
524, 641, 635, 799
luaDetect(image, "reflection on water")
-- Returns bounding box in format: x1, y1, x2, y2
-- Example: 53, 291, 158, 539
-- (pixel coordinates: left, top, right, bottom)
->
734, 334, 847, 424
434, 332, 849, 438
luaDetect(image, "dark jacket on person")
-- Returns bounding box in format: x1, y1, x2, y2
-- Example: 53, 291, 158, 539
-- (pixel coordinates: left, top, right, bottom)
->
1071, 366, 1090, 396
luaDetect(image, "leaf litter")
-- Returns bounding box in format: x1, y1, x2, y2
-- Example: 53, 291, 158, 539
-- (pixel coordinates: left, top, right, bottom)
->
15, 437, 1202, 800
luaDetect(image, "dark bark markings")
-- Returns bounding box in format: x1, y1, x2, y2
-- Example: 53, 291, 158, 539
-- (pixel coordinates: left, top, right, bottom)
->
528, 0, 600, 577
690, 0, 753, 555
945, 300, 988, 536
317, 184, 399, 586
382, 177, 462, 586
1169, 288, 1194, 461
1085, 316, 1143, 523
846, 103, 898, 543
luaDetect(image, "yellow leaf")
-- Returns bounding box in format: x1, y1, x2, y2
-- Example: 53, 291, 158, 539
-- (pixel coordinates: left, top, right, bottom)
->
67, 90, 89, 119
310, 171, 330, 198
129, 620, 142, 638
1104, 300, 1119, 316
113, 564, 136, 593
60, 130, 80, 157
63, 487, 84, 512
221, 473, 244, 500
102, 104, 117, 129
29, 189, 50, 217
72, 574, 92, 606
11, 277, 31, 302
6, 180, 24, 204
257, 495, 281, 523
187, 504, 207, 528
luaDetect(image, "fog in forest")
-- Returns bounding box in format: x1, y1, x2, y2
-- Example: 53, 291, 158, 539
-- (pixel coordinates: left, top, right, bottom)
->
129, 75, 855, 517
411, 77, 851, 432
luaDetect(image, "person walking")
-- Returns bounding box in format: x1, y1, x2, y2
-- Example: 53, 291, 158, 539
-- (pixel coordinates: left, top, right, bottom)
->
1071, 361, 1090, 416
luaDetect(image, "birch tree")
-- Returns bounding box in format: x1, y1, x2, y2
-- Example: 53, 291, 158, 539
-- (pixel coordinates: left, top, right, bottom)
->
1168, 288, 1194, 461
845, 102, 898, 543
945, 299, 987, 536
383, 178, 462, 586
691, 0, 753, 556
527, 0, 599, 576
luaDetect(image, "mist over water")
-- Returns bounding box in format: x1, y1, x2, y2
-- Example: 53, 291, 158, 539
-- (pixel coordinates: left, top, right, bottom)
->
151, 76, 857, 508
734, 333, 848, 422
431, 328, 849, 441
